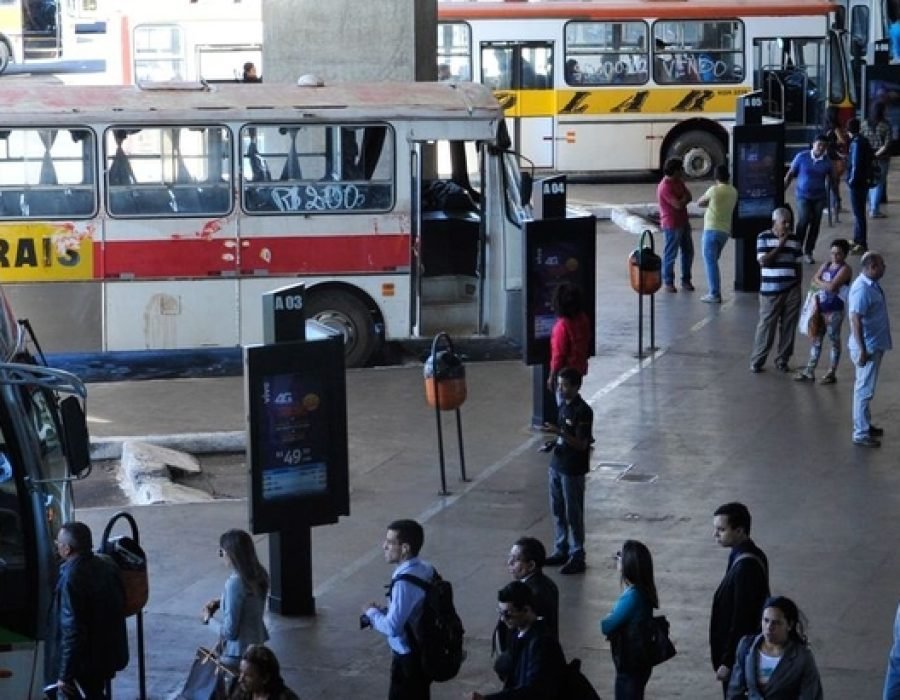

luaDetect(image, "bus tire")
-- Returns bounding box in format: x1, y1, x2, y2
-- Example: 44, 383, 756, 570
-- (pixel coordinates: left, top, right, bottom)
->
666, 131, 724, 179
0, 41, 10, 75
304, 289, 380, 368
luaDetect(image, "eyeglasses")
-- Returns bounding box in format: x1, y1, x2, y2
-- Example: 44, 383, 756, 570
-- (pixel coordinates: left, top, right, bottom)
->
218, 548, 224, 558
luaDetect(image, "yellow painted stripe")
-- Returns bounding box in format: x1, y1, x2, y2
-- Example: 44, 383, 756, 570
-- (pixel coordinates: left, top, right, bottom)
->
496, 87, 752, 117
0, 223, 94, 282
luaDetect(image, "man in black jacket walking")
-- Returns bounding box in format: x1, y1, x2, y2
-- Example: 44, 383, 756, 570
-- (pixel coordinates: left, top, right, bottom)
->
710, 502, 770, 697
53, 521, 128, 699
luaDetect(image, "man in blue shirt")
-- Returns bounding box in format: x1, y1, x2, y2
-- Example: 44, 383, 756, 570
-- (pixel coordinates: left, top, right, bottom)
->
849, 252, 892, 447
784, 134, 833, 264
364, 519, 435, 699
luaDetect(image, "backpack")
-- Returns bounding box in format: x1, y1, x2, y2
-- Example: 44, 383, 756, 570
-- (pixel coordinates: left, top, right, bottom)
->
394, 570, 466, 682
561, 658, 601, 700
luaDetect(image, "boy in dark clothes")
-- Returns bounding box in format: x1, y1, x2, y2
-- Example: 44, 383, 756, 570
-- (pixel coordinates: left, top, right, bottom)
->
544, 367, 593, 575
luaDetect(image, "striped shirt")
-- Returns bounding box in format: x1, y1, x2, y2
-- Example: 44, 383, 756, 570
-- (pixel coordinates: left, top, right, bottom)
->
756, 230, 801, 295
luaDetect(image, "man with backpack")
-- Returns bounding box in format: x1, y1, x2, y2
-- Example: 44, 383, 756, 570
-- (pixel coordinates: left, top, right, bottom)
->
362, 519, 436, 700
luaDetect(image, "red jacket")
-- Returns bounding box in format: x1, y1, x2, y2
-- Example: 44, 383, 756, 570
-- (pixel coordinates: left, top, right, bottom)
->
549, 313, 591, 375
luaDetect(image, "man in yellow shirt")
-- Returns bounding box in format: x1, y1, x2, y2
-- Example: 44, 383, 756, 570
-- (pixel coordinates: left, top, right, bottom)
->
697, 165, 738, 303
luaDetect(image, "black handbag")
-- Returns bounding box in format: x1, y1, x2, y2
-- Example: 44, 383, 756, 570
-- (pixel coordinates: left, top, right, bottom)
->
611, 615, 677, 672
176, 646, 236, 700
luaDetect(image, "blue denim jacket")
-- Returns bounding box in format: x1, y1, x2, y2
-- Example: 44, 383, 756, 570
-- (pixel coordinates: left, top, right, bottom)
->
220, 572, 269, 659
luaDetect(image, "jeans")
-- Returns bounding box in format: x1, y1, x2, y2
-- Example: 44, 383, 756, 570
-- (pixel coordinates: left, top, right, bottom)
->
750, 285, 802, 368
548, 467, 585, 558
662, 224, 693, 286
701, 229, 729, 298
850, 185, 868, 246
868, 158, 890, 214
615, 666, 652, 700
804, 310, 844, 371
851, 348, 883, 440
796, 196, 826, 255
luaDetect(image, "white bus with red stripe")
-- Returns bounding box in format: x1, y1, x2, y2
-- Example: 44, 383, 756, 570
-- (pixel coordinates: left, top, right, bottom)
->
0, 81, 527, 367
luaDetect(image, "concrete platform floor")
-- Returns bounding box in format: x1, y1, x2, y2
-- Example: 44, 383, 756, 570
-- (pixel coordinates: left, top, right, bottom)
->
74, 184, 899, 699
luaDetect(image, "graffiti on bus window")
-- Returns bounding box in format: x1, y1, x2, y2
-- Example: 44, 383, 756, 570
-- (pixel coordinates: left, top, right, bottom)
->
244, 182, 392, 214
270, 184, 367, 212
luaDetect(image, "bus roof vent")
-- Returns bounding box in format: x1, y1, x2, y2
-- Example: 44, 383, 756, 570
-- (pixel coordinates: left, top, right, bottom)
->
297, 74, 325, 87
136, 80, 212, 92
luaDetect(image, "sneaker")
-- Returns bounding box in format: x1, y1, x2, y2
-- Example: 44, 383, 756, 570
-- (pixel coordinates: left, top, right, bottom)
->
850, 243, 867, 256
775, 360, 790, 372
793, 370, 814, 382
682, 281, 695, 291
700, 294, 721, 303
750, 364, 764, 374
853, 435, 881, 448
664, 284, 677, 293
869, 425, 885, 437
820, 370, 836, 385
559, 556, 586, 575
871, 211, 887, 219
544, 551, 569, 567
803, 254, 815, 264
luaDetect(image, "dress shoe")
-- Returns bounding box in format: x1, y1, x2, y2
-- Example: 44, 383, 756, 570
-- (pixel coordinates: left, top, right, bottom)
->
682, 281, 695, 291
853, 436, 881, 448
869, 425, 885, 437
544, 552, 569, 567
559, 557, 586, 575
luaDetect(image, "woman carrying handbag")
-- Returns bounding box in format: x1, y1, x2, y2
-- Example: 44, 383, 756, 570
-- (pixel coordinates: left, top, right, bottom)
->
601, 540, 660, 700
203, 529, 270, 670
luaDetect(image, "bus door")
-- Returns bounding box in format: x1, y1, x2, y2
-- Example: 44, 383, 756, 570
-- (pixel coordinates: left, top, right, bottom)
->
756, 36, 834, 124
481, 41, 555, 168
22, 0, 62, 60
103, 124, 239, 351
413, 139, 485, 339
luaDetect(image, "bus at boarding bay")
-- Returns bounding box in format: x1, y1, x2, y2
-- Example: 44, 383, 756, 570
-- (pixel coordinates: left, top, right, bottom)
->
437, 0, 857, 178
0, 81, 529, 368
0, 285, 92, 699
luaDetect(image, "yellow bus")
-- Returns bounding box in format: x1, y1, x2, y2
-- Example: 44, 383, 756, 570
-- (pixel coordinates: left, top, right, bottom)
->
438, 0, 856, 177
0, 0, 93, 74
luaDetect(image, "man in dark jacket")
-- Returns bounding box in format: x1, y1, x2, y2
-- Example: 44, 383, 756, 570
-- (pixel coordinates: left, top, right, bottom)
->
493, 537, 560, 672
710, 503, 770, 698
472, 581, 565, 700
847, 117, 875, 255
54, 521, 128, 699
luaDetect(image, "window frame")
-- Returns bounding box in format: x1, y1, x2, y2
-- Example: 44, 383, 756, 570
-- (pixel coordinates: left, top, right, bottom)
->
563, 19, 650, 87
239, 122, 397, 216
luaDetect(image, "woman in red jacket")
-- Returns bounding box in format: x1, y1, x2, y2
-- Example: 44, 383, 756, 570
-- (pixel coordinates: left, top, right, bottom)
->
547, 282, 591, 398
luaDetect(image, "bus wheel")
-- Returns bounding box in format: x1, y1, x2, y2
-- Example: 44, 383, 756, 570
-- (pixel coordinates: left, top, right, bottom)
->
304, 289, 380, 368
666, 132, 724, 179
0, 42, 10, 75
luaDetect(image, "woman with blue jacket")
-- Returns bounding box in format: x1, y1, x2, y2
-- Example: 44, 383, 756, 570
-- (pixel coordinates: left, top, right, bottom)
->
203, 529, 270, 671
601, 539, 659, 700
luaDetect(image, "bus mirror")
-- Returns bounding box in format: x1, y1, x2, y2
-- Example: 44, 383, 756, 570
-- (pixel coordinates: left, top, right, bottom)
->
520, 172, 533, 206
60, 396, 91, 478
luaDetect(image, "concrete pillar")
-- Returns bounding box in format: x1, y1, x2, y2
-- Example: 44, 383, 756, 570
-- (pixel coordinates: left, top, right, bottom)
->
263, 0, 437, 84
